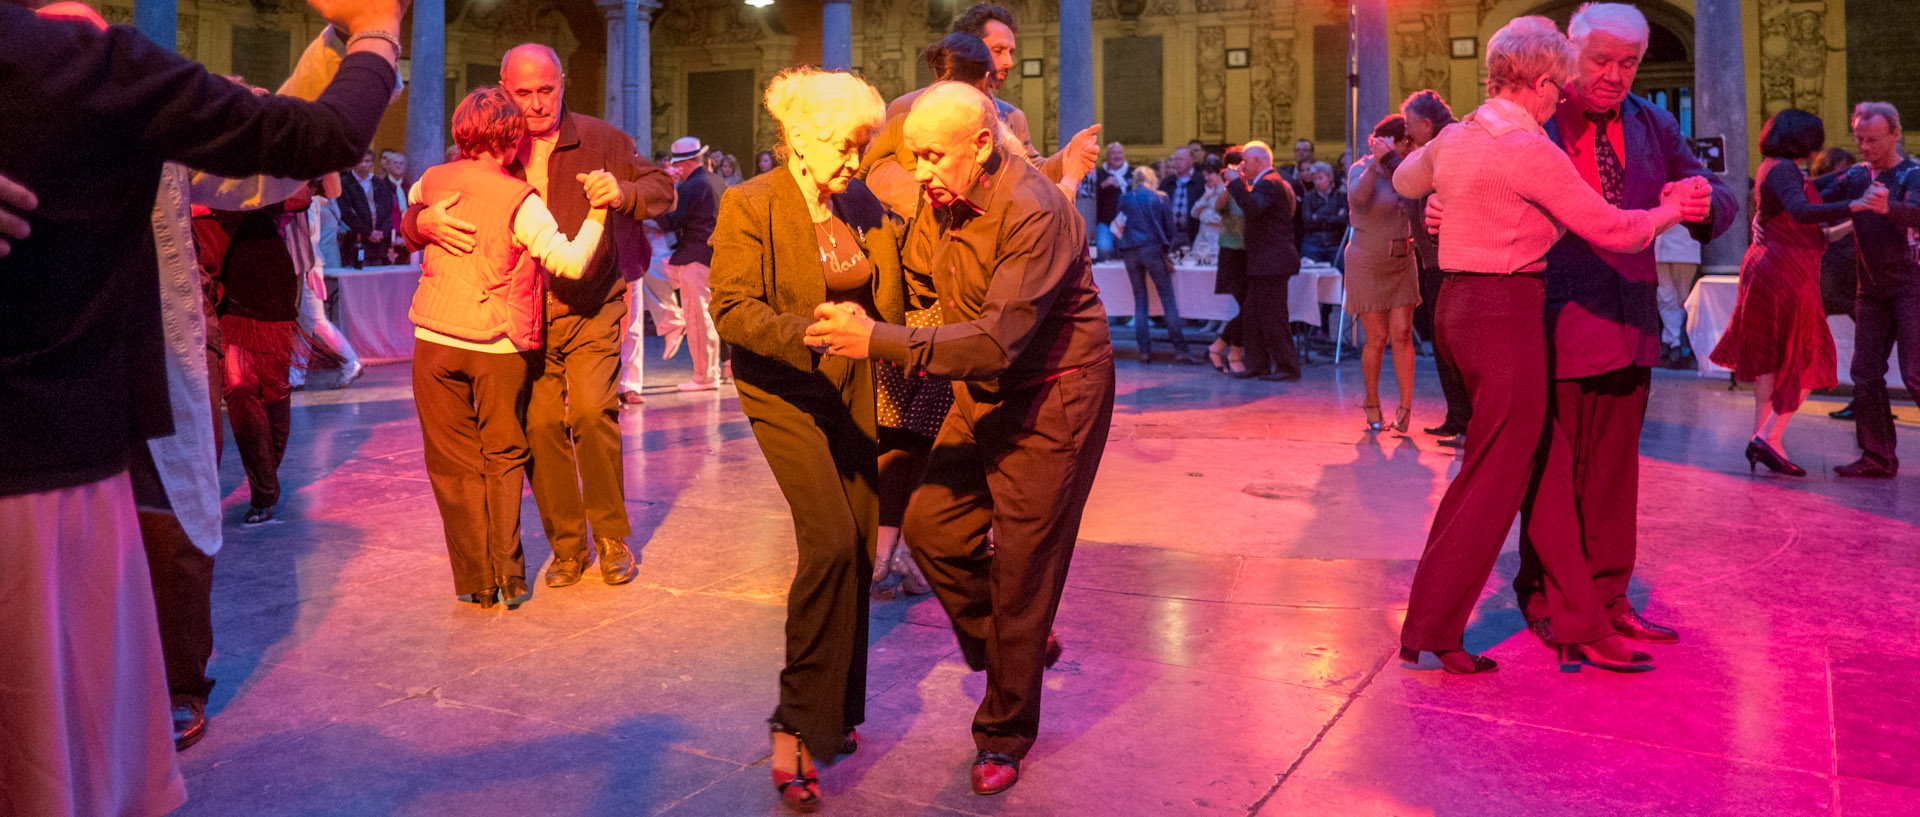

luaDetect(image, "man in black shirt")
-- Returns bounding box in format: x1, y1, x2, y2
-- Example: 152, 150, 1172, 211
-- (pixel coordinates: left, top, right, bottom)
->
805, 81, 1114, 797
1824, 102, 1920, 477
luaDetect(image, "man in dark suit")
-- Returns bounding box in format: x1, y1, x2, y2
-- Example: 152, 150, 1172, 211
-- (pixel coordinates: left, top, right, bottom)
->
335, 149, 394, 265
1158, 146, 1207, 248
405, 43, 676, 590
1515, 3, 1736, 647
1223, 141, 1302, 381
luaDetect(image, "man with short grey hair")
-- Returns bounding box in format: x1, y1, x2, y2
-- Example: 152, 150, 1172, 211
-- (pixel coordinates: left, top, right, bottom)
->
403, 42, 677, 589
1825, 101, 1920, 477
1513, 3, 1736, 650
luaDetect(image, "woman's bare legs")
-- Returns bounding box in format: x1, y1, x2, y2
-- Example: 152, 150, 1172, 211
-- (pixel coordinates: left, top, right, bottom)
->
1358, 311, 1388, 415
1388, 305, 1417, 425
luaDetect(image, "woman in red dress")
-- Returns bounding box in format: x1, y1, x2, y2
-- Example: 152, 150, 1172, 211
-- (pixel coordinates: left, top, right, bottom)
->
1710, 110, 1882, 475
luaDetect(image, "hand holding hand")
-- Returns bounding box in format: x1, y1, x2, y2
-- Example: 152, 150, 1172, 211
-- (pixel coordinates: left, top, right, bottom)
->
1368, 136, 1394, 161
804, 302, 876, 359
0, 173, 38, 259
580, 171, 623, 209
1100, 175, 1118, 189
1423, 195, 1445, 234
1859, 181, 1890, 214
418, 192, 478, 256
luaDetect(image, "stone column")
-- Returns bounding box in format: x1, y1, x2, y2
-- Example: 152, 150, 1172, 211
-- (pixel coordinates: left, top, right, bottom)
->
1058, 0, 1095, 138
1351, 0, 1390, 156
134, 0, 176, 50
1694, 0, 1749, 275
406, 0, 446, 180
821, 0, 853, 71
630, 1, 658, 157
600, 0, 627, 132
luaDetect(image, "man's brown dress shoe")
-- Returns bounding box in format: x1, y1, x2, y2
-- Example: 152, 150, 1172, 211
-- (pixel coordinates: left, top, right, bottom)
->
595, 537, 638, 585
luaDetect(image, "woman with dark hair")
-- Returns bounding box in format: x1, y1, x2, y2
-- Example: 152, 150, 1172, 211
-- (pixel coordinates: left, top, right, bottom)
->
756, 150, 778, 176
859, 31, 999, 599
1812, 147, 1860, 318
709, 67, 902, 813
1345, 113, 1422, 432
1709, 110, 1880, 475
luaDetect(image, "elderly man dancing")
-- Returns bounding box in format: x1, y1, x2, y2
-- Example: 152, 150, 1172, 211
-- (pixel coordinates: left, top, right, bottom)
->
805, 81, 1114, 796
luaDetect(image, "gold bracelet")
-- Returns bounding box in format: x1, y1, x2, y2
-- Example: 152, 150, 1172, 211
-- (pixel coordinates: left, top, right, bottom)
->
345, 30, 403, 58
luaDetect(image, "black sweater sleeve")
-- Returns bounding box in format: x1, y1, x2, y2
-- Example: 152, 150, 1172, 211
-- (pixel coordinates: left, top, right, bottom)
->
76, 24, 396, 181
1762, 162, 1853, 225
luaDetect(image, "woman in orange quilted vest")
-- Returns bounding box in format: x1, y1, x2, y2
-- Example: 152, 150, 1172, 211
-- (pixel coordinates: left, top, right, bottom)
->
408, 86, 617, 610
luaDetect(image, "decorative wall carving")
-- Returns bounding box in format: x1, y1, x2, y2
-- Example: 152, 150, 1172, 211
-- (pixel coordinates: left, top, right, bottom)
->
1195, 0, 1248, 11
652, 0, 767, 48
1757, 0, 1830, 116
1197, 26, 1226, 141
178, 14, 199, 60
1146, 0, 1183, 17
1397, 13, 1450, 99
1250, 19, 1299, 144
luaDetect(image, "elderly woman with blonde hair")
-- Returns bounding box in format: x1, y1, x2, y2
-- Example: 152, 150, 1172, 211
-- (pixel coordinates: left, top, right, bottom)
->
709, 66, 906, 814
1390, 16, 1705, 675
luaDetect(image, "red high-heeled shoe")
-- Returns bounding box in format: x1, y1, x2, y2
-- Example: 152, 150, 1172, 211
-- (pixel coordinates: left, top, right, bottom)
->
769, 723, 819, 814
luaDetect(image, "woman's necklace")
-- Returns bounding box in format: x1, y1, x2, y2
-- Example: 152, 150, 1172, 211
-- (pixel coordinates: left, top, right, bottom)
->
816, 214, 838, 265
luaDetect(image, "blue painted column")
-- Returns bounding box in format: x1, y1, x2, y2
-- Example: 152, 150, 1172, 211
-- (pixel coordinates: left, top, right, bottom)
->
1058, 0, 1094, 139
1351, 0, 1389, 157
406, 0, 446, 179
134, 0, 176, 50
821, 0, 853, 70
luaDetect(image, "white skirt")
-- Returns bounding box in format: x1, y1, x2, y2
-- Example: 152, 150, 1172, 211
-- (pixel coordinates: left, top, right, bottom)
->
0, 473, 186, 817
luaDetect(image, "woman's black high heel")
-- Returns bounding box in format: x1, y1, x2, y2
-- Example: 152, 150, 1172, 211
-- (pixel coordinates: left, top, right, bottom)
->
1745, 438, 1805, 477
1362, 404, 1384, 432
1398, 646, 1497, 675
1392, 406, 1412, 434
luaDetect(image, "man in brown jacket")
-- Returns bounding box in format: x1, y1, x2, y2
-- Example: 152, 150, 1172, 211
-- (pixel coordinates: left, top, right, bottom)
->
405, 43, 675, 589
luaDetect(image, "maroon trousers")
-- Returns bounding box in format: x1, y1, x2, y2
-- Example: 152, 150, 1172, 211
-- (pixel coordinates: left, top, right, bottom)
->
1402, 274, 1609, 651
905, 361, 1115, 759
1515, 365, 1651, 620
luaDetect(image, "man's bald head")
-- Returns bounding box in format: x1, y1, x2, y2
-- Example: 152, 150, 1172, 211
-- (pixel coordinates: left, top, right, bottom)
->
500, 43, 566, 137
903, 82, 1001, 205
501, 43, 563, 76
906, 82, 997, 144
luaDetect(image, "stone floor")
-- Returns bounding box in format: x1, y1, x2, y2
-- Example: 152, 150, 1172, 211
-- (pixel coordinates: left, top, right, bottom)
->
172, 336, 1920, 817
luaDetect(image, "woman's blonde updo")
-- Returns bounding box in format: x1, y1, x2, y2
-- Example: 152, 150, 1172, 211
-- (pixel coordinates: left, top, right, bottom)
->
763, 66, 886, 156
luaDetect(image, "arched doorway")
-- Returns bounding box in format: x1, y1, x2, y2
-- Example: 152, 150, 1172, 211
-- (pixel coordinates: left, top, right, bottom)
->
1524, 0, 1697, 134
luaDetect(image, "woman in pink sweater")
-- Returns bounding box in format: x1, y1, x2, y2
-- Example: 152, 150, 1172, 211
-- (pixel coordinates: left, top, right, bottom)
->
1390, 17, 1699, 674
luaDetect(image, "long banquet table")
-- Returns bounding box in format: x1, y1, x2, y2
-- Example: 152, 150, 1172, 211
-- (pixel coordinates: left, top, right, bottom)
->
332, 263, 423, 362
1089, 259, 1344, 324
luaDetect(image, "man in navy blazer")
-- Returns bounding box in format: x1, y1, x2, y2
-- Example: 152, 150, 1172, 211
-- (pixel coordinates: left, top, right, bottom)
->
1514, 4, 1736, 648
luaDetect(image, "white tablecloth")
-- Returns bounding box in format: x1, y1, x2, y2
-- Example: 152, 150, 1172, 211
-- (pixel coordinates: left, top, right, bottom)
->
332, 263, 422, 362
1684, 273, 1899, 388
1090, 260, 1343, 323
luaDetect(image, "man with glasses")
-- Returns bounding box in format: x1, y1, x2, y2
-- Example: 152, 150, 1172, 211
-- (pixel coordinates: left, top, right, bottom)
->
1823, 101, 1920, 478
1512, 4, 1735, 650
